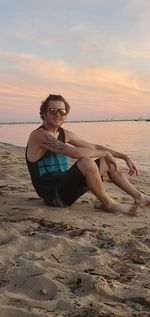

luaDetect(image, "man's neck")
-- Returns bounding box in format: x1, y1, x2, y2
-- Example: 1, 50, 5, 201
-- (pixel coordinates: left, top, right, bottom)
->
42, 122, 60, 135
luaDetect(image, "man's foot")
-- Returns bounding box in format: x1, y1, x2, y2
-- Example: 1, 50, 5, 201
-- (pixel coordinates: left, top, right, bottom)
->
134, 193, 150, 207
94, 200, 138, 215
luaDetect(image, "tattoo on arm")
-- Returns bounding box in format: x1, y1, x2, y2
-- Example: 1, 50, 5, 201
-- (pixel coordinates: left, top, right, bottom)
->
42, 134, 67, 152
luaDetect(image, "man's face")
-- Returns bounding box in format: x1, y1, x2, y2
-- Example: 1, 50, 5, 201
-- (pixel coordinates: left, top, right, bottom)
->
44, 100, 67, 127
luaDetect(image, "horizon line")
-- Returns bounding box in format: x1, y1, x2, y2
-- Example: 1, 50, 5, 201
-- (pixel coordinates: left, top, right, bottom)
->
0, 118, 150, 125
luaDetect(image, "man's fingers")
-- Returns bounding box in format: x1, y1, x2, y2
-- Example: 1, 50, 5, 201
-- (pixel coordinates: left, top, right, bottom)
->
128, 166, 139, 176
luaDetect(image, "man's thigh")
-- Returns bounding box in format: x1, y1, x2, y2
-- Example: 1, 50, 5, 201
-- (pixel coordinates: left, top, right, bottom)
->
57, 159, 100, 206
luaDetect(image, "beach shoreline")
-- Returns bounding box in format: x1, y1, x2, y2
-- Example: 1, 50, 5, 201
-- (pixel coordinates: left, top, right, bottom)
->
0, 143, 150, 317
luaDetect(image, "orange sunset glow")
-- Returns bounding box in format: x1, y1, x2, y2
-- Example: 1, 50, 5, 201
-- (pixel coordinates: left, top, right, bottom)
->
0, 1, 150, 122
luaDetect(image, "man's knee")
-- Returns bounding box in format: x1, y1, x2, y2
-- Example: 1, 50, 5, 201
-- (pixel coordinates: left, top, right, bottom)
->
107, 166, 121, 177
77, 157, 98, 175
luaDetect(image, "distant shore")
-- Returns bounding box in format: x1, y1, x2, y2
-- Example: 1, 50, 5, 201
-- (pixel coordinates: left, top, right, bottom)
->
0, 118, 150, 125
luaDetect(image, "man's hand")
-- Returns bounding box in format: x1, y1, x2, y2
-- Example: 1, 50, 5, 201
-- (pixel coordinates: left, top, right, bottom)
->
125, 157, 139, 176
105, 152, 119, 172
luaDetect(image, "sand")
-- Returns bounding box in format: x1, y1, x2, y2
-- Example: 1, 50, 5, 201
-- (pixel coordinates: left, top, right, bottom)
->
0, 143, 150, 317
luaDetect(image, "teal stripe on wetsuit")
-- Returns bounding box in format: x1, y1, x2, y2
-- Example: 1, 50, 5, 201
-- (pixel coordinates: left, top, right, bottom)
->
37, 152, 68, 176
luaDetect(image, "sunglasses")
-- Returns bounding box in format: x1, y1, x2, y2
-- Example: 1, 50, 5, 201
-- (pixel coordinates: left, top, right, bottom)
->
47, 108, 67, 116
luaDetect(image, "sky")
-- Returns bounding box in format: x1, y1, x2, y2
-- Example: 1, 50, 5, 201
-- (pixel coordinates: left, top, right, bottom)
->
0, 0, 150, 122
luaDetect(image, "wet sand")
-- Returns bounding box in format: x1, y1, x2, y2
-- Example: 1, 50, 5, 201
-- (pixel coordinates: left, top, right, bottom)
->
0, 143, 150, 317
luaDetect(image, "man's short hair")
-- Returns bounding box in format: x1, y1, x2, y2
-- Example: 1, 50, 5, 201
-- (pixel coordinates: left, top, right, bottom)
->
40, 94, 70, 120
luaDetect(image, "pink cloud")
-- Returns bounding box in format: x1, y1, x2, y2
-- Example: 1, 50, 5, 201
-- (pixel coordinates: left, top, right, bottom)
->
0, 52, 150, 121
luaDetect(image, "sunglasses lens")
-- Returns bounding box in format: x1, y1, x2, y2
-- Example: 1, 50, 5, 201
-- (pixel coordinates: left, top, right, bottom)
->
59, 109, 67, 116
48, 109, 57, 115
48, 108, 67, 116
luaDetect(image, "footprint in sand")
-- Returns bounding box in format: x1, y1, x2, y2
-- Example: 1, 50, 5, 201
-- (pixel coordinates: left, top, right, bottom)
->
8, 275, 57, 301
0, 307, 42, 317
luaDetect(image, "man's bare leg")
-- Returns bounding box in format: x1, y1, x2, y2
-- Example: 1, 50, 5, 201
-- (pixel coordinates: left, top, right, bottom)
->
77, 157, 138, 214
107, 168, 150, 207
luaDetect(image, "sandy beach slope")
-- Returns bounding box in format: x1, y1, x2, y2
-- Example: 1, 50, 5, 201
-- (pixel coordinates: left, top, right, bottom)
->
0, 143, 150, 317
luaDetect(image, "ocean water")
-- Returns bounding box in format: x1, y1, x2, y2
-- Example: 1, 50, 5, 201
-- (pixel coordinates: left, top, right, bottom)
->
0, 121, 150, 181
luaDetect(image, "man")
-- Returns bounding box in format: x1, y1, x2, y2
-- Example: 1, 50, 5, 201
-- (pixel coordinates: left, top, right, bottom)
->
26, 94, 150, 214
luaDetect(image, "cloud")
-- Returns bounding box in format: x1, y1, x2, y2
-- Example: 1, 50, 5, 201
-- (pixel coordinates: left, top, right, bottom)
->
0, 52, 150, 121
1, 52, 149, 92
0, 0, 149, 122
0, 53, 149, 93
1, 0, 149, 68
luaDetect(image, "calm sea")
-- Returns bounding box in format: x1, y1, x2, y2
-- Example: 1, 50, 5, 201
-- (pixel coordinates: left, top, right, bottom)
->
0, 121, 150, 181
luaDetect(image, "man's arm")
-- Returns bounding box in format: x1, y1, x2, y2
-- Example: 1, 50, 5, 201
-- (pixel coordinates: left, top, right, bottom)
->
65, 129, 126, 158
34, 129, 118, 171
41, 130, 108, 159
65, 129, 138, 176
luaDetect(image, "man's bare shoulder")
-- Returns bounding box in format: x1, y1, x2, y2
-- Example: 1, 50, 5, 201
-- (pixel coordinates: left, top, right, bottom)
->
29, 127, 66, 153
29, 126, 47, 142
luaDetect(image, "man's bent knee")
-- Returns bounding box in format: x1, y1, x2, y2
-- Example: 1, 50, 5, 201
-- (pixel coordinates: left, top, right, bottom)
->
77, 157, 99, 176
107, 166, 121, 177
